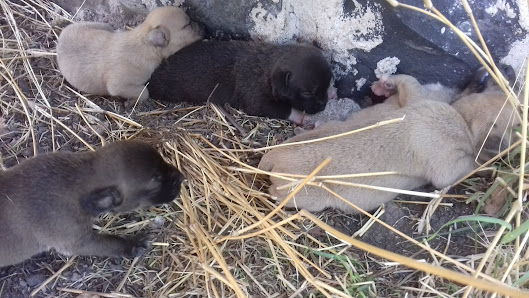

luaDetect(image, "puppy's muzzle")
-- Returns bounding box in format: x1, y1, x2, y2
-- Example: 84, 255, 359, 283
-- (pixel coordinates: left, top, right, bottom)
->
305, 99, 328, 114
192, 20, 206, 38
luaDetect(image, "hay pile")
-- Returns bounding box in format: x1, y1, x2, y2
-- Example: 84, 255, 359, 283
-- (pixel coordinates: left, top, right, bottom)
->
1, 0, 528, 297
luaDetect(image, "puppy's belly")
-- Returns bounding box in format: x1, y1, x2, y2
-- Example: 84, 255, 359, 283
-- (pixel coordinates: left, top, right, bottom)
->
271, 175, 426, 214
0, 232, 43, 267
59, 63, 108, 95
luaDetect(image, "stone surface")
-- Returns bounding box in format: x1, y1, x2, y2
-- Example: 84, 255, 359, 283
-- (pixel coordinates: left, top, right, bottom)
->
50, 0, 528, 106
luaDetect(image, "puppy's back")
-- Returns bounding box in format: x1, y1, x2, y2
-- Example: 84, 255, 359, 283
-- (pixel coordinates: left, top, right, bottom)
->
148, 41, 248, 103
0, 152, 92, 266
57, 23, 116, 94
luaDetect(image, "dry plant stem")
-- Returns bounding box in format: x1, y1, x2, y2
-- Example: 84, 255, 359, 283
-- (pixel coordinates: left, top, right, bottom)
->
516, 55, 529, 268
233, 158, 331, 236
251, 170, 398, 180
275, 178, 441, 199
30, 256, 77, 297
57, 288, 133, 298
65, 86, 143, 128
191, 222, 247, 297
319, 185, 499, 282
221, 213, 302, 241
211, 104, 248, 136
497, 231, 529, 288
75, 103, 105, 147
321, 179, 441, 199
34, 105, 95, 151
461, 206, 520, 298
0, 61, 37, 155
299, 210, 529, 298
226, 116, 404, 152
116, 257, 139, 293
394, 200, 452, 207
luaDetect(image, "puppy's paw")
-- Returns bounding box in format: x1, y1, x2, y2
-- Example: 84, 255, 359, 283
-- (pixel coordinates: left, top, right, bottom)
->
327, 85, 338, 100
314, 120, 325, 128
294, 127, 307, 135
371, 75, 397, 97
301, 114, 312, 126
125, 234, 151, 258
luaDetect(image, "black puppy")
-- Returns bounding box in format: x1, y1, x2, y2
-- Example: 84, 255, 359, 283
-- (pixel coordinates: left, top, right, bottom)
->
148, 40, 333, 124
0, 140, 183, 267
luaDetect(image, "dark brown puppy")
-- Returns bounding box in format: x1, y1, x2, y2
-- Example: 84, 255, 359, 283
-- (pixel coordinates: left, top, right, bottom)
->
0, 141, 183, 267
148, 40, 333, 124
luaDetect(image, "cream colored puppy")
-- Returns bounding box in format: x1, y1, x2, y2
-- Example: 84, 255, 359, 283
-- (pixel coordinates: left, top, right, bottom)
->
259, 71, 519, 213
57, 6, 203, 102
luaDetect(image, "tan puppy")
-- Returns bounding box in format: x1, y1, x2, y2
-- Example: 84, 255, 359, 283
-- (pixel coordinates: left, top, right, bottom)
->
0, 141, 183, 267
57, 6, 203, 102
259, 70, 519, 213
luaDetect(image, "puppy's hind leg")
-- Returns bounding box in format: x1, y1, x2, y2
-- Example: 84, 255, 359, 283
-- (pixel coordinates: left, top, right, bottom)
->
64, 232, 151, 259
107, 82, 150, 109
372, 75, 424, 107
428, 154, 476, 189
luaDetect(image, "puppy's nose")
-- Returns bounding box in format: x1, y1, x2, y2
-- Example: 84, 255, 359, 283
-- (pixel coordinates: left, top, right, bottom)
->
170, 168, 184, 184
192, 21, 207, 37
499, 63, 516, 84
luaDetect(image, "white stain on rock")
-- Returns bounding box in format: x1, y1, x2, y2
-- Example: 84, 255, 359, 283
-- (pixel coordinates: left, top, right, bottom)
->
355, 77, 367, 91
501, 37, 529, 79
486, 0, 517, 19
374, 57, 400, 78
249, 0, 384, 76
501, 0, 529, 79
516, 0, 529, 30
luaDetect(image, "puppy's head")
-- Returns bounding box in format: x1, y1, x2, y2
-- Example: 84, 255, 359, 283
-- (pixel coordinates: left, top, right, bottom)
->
462, 63, 516, 95
453, 65, 520, 163
81, 141, 184, 216
271, 46, 333, 114
142, 6, 204, 58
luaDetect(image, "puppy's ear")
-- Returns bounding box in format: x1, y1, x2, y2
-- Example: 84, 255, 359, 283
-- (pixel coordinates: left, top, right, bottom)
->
146, 26, 169, 47
81, 187, 123, 216
271, 69, 291, 100
466, 68, 490, 94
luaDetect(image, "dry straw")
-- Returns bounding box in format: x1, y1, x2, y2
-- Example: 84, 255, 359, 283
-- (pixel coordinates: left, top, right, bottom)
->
1, 0, 528, 297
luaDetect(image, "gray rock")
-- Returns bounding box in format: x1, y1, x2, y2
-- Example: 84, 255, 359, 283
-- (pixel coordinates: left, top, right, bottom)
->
26, 273, 45, 287
50, 0, 528, 107
18, 279, 27, 287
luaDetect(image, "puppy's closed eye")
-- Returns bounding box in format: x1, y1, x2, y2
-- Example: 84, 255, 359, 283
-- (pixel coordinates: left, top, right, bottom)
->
301, 91, 313, 98
152, 171, 163, 182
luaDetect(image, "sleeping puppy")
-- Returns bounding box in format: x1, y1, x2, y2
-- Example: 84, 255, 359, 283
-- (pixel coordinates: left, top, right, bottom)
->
148, 40, 333, 124
57, 6, 203, 102
0, 141, 183, 267
259, 67, 519, 213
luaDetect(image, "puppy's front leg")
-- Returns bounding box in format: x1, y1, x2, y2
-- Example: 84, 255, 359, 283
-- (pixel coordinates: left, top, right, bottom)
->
65, 232, 150, 259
